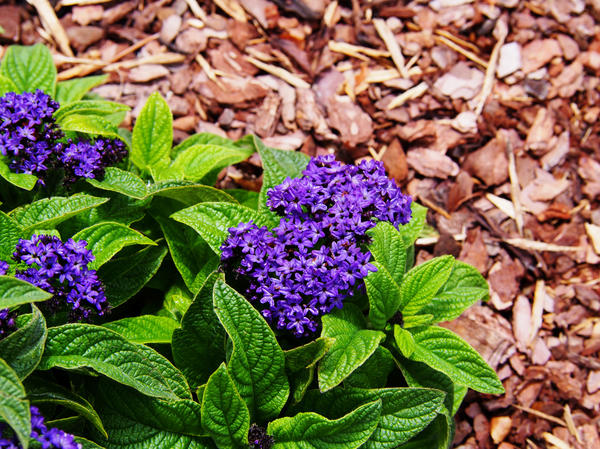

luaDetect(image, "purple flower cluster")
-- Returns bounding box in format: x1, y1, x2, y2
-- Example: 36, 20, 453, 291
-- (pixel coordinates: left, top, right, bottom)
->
221, 155, 412, 336
0, 261, 17, 338
58, 137, 127, 185
0, 90, 127, 184
0, 406, 81, 449
4, 235, 108, 320
0, 90, 63, 177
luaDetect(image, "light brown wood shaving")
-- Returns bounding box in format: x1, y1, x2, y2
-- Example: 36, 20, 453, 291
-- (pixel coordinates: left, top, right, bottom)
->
373, 18, 408, 78
543, 432, 574, 449
435, 35, 488, 69
387, 82, 428, 110
505, 238, 583, 253
246, 56, 310, 89
213, 0, 247, 22
27, 0, 73, 57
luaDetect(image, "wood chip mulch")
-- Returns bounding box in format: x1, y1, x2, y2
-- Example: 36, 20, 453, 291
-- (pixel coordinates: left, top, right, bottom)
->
3, 0, 600, 447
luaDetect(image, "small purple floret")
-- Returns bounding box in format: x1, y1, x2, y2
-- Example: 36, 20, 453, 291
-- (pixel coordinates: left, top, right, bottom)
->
220, 155, 412, 336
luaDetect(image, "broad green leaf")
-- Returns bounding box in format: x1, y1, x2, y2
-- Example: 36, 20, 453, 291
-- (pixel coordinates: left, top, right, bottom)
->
131, 92, 172, 174
167, 144, 254, 183
0, 75, 18, 95
25, 376, 107, 438
39, 324, 191, 400
368, 222, 407, 282
155, 216, 219, 294
87, 167, 147, 200
10, 194, 108, 232
75, 437, 107, 449
399, 255, 454, 316
285, 337, 335, 373
0, 276, 52, 309
172, 133, 239, 155
59, 114, 121, 139
254, 136, 309, 215
345, 346, 395, 389
393, 325, 415, 358
147, 181, 237, 207
172, 274, 226, 389
318, 304, 385, 392
1, 43, 56, 94
0, 158, 37, 190
365, 263, 401, 330
397, 414, 452, 449
171, 202, 263, 255
298, 387, 445, 449
398, 202, 427, 247
0, 305, 46, 379
0, 211, 22, 261
94, 381, 214, 449
201, 363, 250, 449
225, 189, 259, 209
0, 358, 30, 448
402, 314, 434, 328
54, 100, 130, 123
100, 245, 167, 307
55, 74, 108, 104
420, 261, 489, 323
103, 315, 179, 344
289, 366, 314, 405
161, 284, 193, 321
268, 400, 381, 449
396, 357, 465, 416
409, 326, 504, 394
72, 222, 155, 270
213, 280, 289, 422
63, 194, 150, 230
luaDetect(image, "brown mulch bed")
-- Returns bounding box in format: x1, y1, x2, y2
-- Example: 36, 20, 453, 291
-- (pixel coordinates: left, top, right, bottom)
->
3, 0, 600, 447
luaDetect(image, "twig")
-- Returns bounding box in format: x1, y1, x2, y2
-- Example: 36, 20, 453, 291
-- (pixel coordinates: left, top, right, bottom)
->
103, 53, 185, 71
529, 280, 545, 346
27, 0, 73, 57
373, 18, 409, 78
56, 0, 111, 8
328, 41, 390, 61
504, 134, 524, 235
505, 238, 582, 253
514, 405, 567, 427
213, 0, 247, 22
185, 0, 208, 21
563, 405, 582, 444
474, 18, 507, 116
387, 82, 428, 110
245, 56, 310, 89
436, 29, 481, 54
543, 432, 574, 449
435, 35, 488, 69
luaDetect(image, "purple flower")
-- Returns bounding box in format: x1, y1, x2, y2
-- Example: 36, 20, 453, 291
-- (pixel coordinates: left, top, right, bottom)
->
57, 137, 127, 185
0, 406, 82, 449
5, 235, 108, 320
0, 90, 63, 178
221, 155, 411, 336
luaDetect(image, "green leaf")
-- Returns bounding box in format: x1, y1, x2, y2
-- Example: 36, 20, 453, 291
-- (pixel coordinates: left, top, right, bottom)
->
365, 263, 401, 330
155, 216, 219, 294
99, 245, 167, 307
25, 376, 107, 438
0, 358, 30, 449
59, 114, 121, 139
213, 280, 289, 422
289, 366, 314, 405
395, 357, 465, 416
0, 276, 52, 309
167, 144, 254, 183
399, 255, 454, 316
409, 326, 504, 394
72, 222, 155, 270
285, 337, 335, 373
0, 211, 23, 261
147, 181, 237, 207
172, 274, 226, 389
201, 363, 250, 449
268, 400, 381, 449
161, 285, 193, 322
368, 222, 407, 282
171, 202, 263, 255
402, 314, 434, 328
0, 305, 47, 379
87, 167, 147, 200
318, 304, 385, 392
298, 387, 445, 449
10, 194, 108, 232
397, 414, 452, 449
1, 44, 56, 94
103, 315, 179, 344
0, 158, 37, 190
55, 74, 108, 104
38, 324, 191, 400
345, 346, 395, 389
419, 261, 489, 323
75, 437, 107, 449
254, 136, 309, 215
0, 75, 18, 95
398, 202, 427, 247
225, 189, 259, 209
131, 92, 172, 174
172, 133, 239, 155
393, 325, 415, 358
94, 381, 214, 449
54, 100, 130, 123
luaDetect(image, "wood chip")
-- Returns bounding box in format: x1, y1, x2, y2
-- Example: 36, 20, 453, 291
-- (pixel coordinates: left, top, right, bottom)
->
328, 41, 390, 60
246, 56, 310, 89
27, 0, 74, 56
514, 405, 567, 427
505, 134, 524, 235
563, 405, 582, 444
505, 238, 582, 253
529, 280, 546, 346
104, 53, 185, 71
373, 18, 408, 78
486, 193, 516, 219
213, 0, 247, 22
490, 416, 512, 444
435, 35, 488, 69
184, 0, 208, 21
387, 82, 428, 110
542, 432, 573, 449
474, 17, 507, 115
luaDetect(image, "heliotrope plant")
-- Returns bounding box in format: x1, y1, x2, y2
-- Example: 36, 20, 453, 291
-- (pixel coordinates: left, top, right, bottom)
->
0, 44, 503, 449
